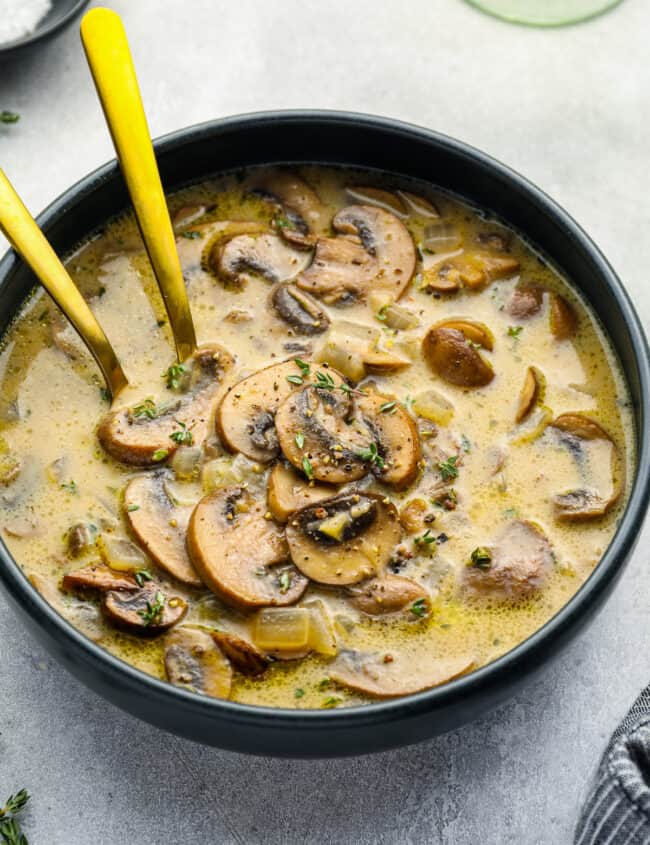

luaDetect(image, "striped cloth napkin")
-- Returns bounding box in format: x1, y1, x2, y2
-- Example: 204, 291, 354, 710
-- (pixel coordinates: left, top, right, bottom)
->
576, 688, 650, 843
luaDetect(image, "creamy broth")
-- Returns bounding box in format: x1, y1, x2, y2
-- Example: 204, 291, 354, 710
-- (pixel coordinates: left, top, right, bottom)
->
0, 167, 634, 709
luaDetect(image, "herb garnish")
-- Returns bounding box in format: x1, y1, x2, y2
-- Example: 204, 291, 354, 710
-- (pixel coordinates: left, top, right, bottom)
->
138, 591, 165, 626
414, 529, 436, 547
302, 455, 314, 481
379, 400, 397, 414
437, 455, 459, 481
61, 480, 78, 495
152, 449, 169, 462
286, 374, 304, 386
294, 358, 311, 377
0, 788, 30, 844
295, 432, 305, 449
461, 434, 472, 453
170, 420, 193, 446
134, 569, 153, 587
357, 442, 385, 469
0, 111, 20, 124
410, 598, 429, 618
313, 370, 336, 390
273, 215, 292, 229
164, 363, 186, 390
99, 387, 111, 403
375, 304, 389, 322
279, 571, 292, 593
316, 677, 331, 691
507, 325, 523, 340
181, 230, 202, 239
469, 547, 492, 570
126, 504, 141, 512
321, 696, 342, 708
131, 398, 158, 419
294, 688, 305, 699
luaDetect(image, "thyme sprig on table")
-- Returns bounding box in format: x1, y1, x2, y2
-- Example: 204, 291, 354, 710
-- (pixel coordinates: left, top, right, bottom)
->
0, 788, 30, 844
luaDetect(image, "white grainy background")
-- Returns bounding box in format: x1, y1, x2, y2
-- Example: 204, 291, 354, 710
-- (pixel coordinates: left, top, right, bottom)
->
0, 1, 649, 842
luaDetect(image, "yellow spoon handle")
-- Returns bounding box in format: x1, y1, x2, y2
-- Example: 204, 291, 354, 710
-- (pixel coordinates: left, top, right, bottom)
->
0, 169, 128, 399
80, 7, 197, 363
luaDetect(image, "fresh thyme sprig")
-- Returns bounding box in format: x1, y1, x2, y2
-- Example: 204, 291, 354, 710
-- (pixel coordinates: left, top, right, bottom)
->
138, 591, 165, 626
164, 363, 186, 390
0, 788, 30, 845
356, 442, 385, 469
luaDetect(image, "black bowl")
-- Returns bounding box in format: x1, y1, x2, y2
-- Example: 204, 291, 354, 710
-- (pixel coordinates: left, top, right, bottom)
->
0, 111, 648, 757
0, 0, 90, 57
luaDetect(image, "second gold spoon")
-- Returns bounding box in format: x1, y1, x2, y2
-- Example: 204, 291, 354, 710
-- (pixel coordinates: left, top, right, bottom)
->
80, 7, 197, 363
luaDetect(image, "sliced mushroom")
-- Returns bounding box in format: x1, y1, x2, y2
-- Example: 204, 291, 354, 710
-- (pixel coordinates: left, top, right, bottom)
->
548, 413, 621, 521
98, 345, 233, 466
426, 250, 519, 293
329, 650, 474, 698
275, 385, 370, 483
66, 523, 97, 557
216, 360, 328, 463
62, 563, 138, 593
464, 520, 554, 601
102, 583, 187, 633
476, 230, 511, 252
271, 283, 329, 335
286, 493, 401, 585
214, 232, 312, 288
346, 187, 407, 217
506, 285, 544, 319
296, 205, 416, 304
422, 326, 494, 388
267, 462, 334, 522
515, 366, 544, 423
165, 627, 232, 697
550, 293, 578, 340
124, 474, 202, 588
356, 388, 421, 489
187, 486, 308, 609
348, 574, 430, 616
211, 630, 270, 676
249, 170, 329, 246
433, 319, 494, 351
176, 220, 266, 278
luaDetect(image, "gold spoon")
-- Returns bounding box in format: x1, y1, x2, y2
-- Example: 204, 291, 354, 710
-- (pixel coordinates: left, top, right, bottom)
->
0, 169, 128, 399
80, 7, 197, 364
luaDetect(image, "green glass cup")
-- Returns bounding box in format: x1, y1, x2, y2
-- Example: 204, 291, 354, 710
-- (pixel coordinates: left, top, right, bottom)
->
465, 0, 623, 26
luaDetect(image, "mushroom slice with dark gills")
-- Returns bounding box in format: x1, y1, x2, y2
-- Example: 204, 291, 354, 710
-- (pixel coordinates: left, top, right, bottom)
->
187, 486, 308, 609
214, 233, 312, 288
464, 520, 554, 601
102, 582, 188, 634
275, 385, 371, 484
330, 649, 474, 698
547, 413, 622, 521
216, 360, 345, 463
355, 388, 421, 490
248, 170, 330, 248
348, 574, 430, 616
124, 473, 202, 588
211, 630, 271, 676
62, 563, 139, 593
165, 627, 232, 698
267, 462, 335, 522
176, 220, 266, 279
271, 283, 330, 335
98, 344, 233, 466
422, 325, 494, 388
296, 205, 416, 304
286, 493, 401, 586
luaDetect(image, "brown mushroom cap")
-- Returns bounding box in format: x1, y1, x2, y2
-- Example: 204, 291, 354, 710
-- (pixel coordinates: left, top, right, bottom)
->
62, 563, 138, 593
275, 385, 370, 484
271, 283, 330, 335
548, 413, 621, 521
433, 318, 494, 351
296, 205, 416, 304
286, 492, 401, 586
98, 345, 232, 466
329, 650, 474, 698
249, 170, 330, 242
506, 285, 544, 320
348, 574, 430, 616
214, 233, 311, 288
216, 360, 317, 463
165, 627, 232, 697
356, 388, 421, 490
550, 294, 579, 340
267, 462, 335, 522
464, 520, 554, 601
211, 630, 271, 676
102, 583, 187, 633
124, 473, 202, 588
422, 326, 494, 388
187, 486, 308, 609
515, 366, 544, 424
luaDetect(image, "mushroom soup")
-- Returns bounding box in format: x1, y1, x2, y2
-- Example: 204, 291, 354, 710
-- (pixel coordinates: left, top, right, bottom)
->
0, 167, 633, 708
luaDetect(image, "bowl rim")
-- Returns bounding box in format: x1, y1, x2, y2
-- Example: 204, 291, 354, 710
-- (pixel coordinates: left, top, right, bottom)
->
0, 0, 91, 55
1, 108, 648, 732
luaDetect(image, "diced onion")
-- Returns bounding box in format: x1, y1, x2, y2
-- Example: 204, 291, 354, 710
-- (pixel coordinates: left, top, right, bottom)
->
171, 445, 202, 481
252, 607, 310, 651
421, 222, 462, 253
412, 389, 455, 426
96, 535, 146, 571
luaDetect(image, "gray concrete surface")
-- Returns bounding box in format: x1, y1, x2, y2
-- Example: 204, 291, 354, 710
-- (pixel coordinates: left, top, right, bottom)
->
0, 0, 649, 842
